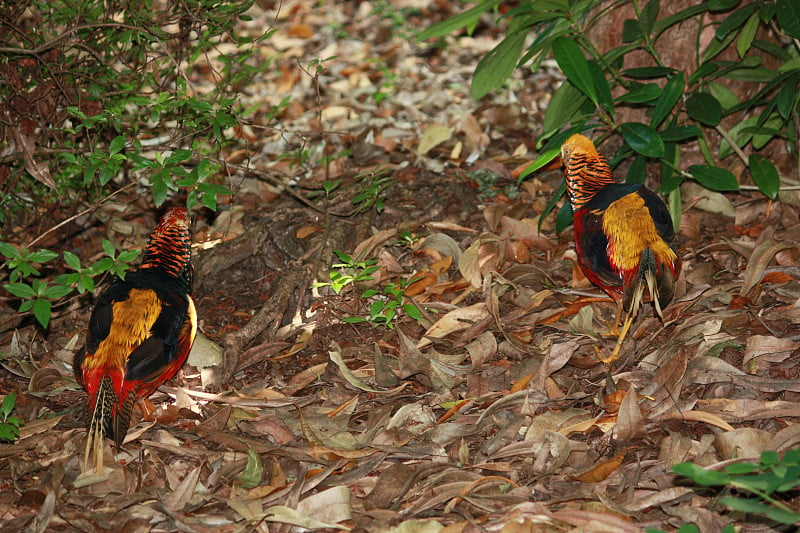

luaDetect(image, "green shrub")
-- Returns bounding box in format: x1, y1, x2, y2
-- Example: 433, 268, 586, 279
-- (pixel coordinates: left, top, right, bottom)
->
420, 0, 799, 231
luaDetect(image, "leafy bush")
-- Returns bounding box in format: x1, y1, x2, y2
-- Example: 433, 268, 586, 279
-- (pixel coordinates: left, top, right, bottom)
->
674, 449, 800, 525
1, 0, 269, 326
420, 0, 799, 231
0, 393, 22, 442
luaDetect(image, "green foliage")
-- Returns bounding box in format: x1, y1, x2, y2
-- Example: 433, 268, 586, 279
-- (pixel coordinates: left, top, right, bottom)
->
313, 251, 422, 329
352, 166, 392, 214
674, 449, 800, 525
420, 0, 800, 229
0, 0, 267, 327
0, 393, 23, 443
1, 0, 265, 220
1, 240, 139, 328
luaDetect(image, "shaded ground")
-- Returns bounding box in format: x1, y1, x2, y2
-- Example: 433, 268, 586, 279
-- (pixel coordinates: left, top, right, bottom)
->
2, 1, 800, 531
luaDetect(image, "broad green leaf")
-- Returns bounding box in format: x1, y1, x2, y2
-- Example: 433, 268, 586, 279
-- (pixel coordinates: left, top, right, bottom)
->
0, 243, 21, 259
615, 83, 661, 103
63, 251, 81, 270
776, 0, 800, 39
775, 80, 797, 119
472, 28, 527, 98
555, 200, 573, 234
653, 3, 708, 38
4, 283, 36, 298
109, 135, 126, 156
621, 66, 676, 79
719, 116, 756, 159
716, 3, 758, 40
101, 239, 116, 257
673, 462, 731, 485
703, 32, 737, 63
723, 65, 778, 83
689, 165, 740, 191
660, 125, 701, 142
686, 92, 722, 125
552, 37, 597, 105
41, 284, 73, 299
518, 147, 560, 181
748, 154, 780, 200
625, 154, 646, 185
660, 140, 682, 193
622, 19, 642, 43
650, 72, 684, 128
1, 393, 15, 417
725, 462, 760, 475
720, 496, 800, 525
417, 0, 502, 40
404, 304, 422, 321
589, 60, 613, 113
32, 299, 51, 328
689, 61, 720, 85
706, 0, 740, 11
707, 81, 739, 110
27, 250, 58, 263
640, 0, 660, 36
542, 81, 588, 137
621, 122, 665, 157
736, 12, 760, 58
668, 187, 681, 232
752, 113, 786, 149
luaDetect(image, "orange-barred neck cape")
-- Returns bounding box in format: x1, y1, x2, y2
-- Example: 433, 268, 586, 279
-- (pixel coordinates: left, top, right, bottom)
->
74, 207, 196, 472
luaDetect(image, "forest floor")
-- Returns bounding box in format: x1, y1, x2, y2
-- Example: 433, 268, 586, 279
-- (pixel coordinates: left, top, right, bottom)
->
1, 1, 800, 532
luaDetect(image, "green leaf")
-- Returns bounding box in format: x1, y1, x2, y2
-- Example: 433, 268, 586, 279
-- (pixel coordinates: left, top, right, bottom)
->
117, 250, 140, 263
686, 92, 722, 126
4, 283, 36, 298
707, 81, 739, 110
748, 154, 780, 200
201, 192, 218, 211
660, 125, 701, 142
519, 147, 561, 181
0, 243, 21, 259
736, 12, 760, 58
775, 80, 797, 119
63, 251, 81, 270
649, 72, 685, 128
1, 393, 15, 418
236, 446, 263, 489
109, 135, 126, 156
621, 66, 676, 79
27, 250, 58, 263
552, 37, 597, 106
640, 0, 660, 36
32, 299, 51, 328
621, 122, 665, 157
716, 3, 758, 40
589, 60, 613, 112
777, 0, 800, 39
417, 0, 502, 40
626, 154, 647, 184
706, 0, 740, 11
653, 3, 709, 38
720, 496, 800, 524
689, 165, 740, 191
673, 462, 731, 485
725, 462, 760, 475
539, 179, 567, 233
101, 239, 116, 257
622, 19, 642, 43
542, 81, 588, 137
41, 284, 73, 299
555, 200, 573, 234
472, 28, 527, 99
615, 83, 661, 103
404, 303, 422, 321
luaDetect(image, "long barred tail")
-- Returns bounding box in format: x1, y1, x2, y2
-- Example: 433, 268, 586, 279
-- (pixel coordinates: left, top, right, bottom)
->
623, 247, 673, 321
83, 377, 134, 473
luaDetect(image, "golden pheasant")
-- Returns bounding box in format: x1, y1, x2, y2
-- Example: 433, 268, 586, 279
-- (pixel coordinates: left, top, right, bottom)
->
560, 134, 681, 363
74, 207, 196, 472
